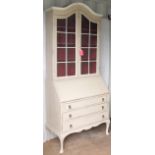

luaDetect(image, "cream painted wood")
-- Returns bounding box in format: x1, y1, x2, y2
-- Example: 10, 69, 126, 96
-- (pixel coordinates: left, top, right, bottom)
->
46, 2, 102, 19
45, 3, 110, 153
54, 76, 108, 102
47, 2, 102, 80
62, 95, 106, 112
63, 103, 107, 121
63, 111, 108, 132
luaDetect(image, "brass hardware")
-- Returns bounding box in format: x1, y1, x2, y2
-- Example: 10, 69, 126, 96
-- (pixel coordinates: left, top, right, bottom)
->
68, 105, 72, 109
102, 106, 104, 110
102, 115, 104, 118
69, 114, 72, 118
69, 124, 73, 128
102, 98, 104, 102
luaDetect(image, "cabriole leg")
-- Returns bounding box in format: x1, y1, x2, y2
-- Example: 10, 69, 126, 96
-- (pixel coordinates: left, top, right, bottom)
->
106, 120, 110, 135
59, 136, 64, 154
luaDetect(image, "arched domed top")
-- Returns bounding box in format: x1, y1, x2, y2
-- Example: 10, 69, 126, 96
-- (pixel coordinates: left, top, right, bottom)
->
46, 2, 103, 21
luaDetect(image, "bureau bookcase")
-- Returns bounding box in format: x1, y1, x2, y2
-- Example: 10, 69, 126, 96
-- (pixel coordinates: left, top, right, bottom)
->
45, 3, 110, 153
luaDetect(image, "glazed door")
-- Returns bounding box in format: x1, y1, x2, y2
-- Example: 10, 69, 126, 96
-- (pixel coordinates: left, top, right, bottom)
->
80, 15, 98, 75
56, 13, 98, 78
57, 14, 76, 77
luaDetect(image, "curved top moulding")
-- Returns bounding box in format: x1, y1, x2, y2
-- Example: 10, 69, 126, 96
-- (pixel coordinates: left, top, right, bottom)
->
46, 2, 103, 20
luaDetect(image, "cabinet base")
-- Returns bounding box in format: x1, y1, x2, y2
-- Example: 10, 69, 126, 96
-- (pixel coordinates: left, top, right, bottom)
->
58, 121, 110, 153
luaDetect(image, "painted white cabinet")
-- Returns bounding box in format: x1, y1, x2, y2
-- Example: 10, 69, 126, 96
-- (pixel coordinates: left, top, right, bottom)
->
45, 3, 110, 153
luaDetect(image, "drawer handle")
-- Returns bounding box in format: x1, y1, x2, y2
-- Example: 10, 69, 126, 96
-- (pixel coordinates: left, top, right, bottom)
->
69, 124, 73, 128
102, 106, 104, 110
102, 98, 104, 102
102, 115, 104, 118
69, 114, 72, 118
68, 105, 72, 109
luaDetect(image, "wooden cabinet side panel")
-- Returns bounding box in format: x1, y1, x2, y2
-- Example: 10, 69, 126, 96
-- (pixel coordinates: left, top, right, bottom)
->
46, 11, 53, 80
46, 11, 61, 136
46, 80, 61, 136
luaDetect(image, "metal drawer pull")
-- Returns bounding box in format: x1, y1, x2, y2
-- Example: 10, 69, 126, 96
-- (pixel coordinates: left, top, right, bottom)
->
102, 98, 104, 102
68, 105, 72, 109
102, 115, 104, 118
69, 124, 73, 128
102, 106, 104, 110
69, 114, 72, 118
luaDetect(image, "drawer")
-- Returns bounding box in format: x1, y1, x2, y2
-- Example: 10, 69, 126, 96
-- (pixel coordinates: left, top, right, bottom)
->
63, 112, 108, 132
62, 95, 106, 112
63, 103, 107, 121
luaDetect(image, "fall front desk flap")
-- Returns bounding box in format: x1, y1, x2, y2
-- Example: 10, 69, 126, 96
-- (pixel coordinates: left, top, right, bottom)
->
53, 76, 109, 102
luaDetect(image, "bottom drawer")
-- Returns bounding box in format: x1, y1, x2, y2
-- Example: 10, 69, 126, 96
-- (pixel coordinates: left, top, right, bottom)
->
63, 112, 108, 132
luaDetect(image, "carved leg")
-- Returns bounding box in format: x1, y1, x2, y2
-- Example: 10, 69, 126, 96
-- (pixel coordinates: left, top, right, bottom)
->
59, 136, 64, 154
106, 120, 110, 135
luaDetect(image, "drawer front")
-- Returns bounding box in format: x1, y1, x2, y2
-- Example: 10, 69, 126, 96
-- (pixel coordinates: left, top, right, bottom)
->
63, 112, 108, 132
62, 95, 106, 112
63, 104, 107, 121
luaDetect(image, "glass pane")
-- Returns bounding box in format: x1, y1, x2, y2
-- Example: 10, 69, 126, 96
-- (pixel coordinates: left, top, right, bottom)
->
81, 48, 88, 61
57, 19, 66, 31
57, 33, 66, 47
57, 63, 66, 77
90, 22, 97, 34
81, 35, 89, 47
67, 34, 75, 47
90, 48, 97, 60
68, 48, 75, 61
89, 62, 96, 73
67, 14, 75, 32
57, 48, 66, 62
90, 35, 97, 47
82, 15, 89, 33
81, 62, 88, 74
67, 63, 75, 76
